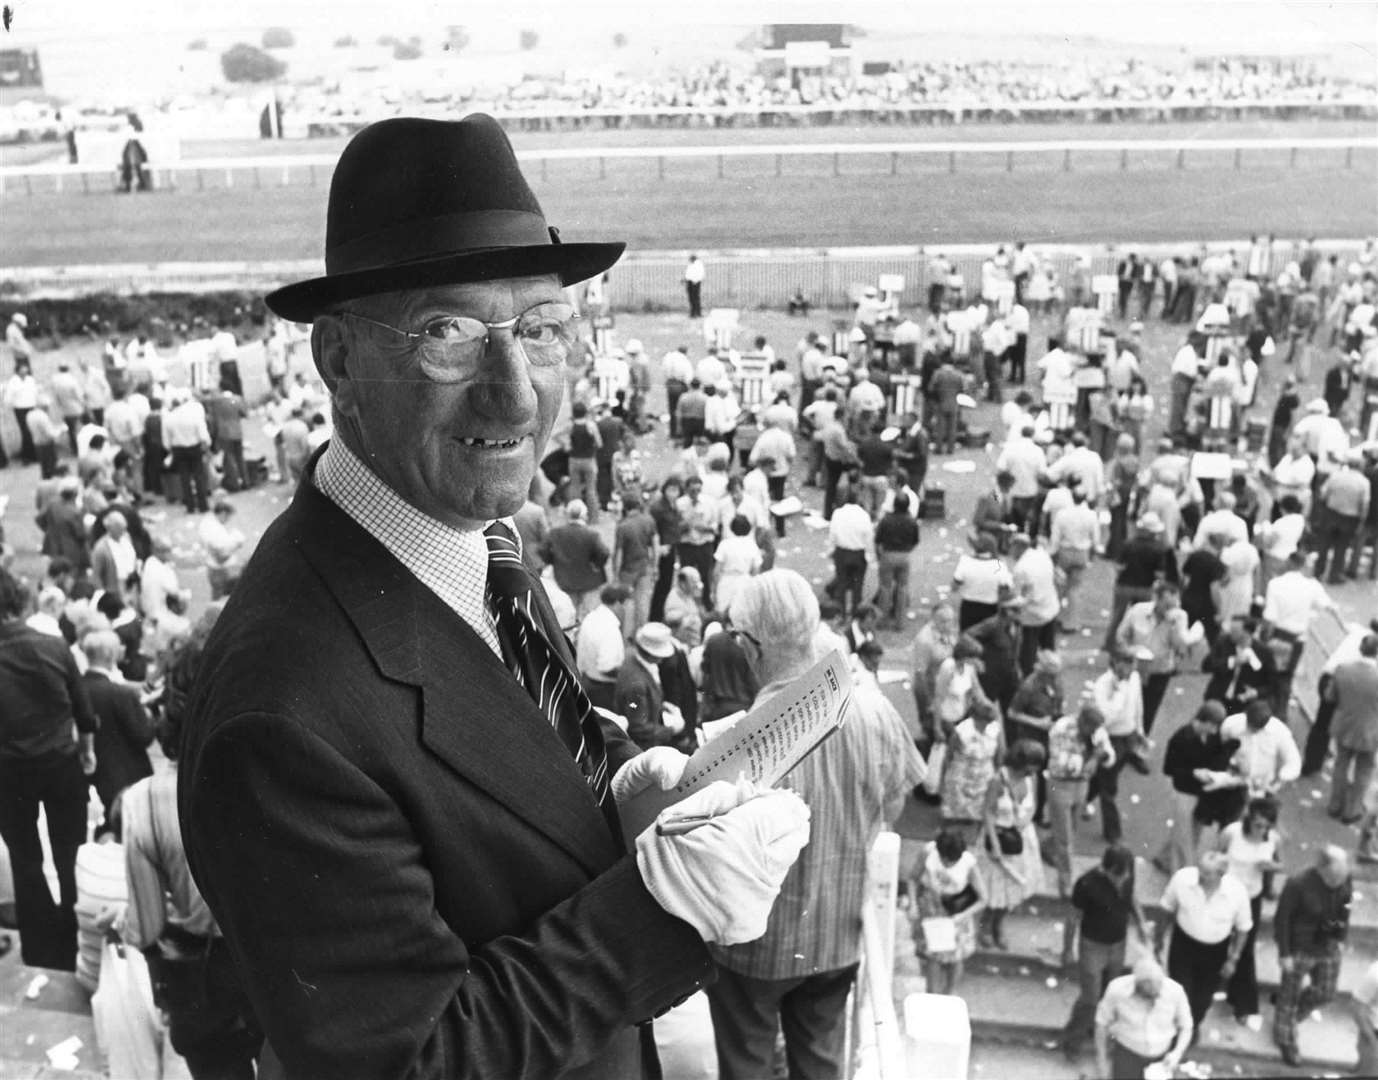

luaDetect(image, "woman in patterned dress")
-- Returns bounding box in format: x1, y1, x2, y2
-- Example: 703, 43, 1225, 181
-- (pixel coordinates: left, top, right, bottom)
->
912, 829, 988, 995
977, 739, 1048, 949
939, 698, 1005, 846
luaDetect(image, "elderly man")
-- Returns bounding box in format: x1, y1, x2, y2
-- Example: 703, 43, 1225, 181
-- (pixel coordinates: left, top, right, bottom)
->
708, 570, 925, 1080
1273, 846, 1353, 1066
541, 498, 609, 620
178, 116, 811, 1080
1009, 532, 1059, 671
612, 623, 690, 753
1115, 580, 1201, 735
90, 508, 138, 603
1094, 957, 1194, 1080
1329, 634, 1378, 824
1155, 851, 1254, 1034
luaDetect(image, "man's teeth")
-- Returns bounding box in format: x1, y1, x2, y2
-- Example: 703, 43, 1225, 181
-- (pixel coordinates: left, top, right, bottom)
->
459, 437, 523, 448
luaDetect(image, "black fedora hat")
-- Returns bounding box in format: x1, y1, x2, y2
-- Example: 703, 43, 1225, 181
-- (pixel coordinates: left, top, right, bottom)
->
265, 114, 624, 323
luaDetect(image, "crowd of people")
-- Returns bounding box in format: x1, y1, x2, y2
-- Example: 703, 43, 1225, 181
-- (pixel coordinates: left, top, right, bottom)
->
3, 190, 1378, 1076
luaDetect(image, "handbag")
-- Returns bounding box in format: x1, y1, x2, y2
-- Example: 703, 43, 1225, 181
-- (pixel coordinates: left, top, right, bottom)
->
985, 772, 1025, 856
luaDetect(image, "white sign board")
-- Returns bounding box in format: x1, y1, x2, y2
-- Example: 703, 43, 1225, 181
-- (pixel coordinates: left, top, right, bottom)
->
878, 274, 906, 293
783, 40, 831, 68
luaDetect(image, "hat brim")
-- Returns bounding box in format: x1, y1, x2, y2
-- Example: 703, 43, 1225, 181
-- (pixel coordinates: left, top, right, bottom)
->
265, 241, 626, 323
636, 638, 676, 659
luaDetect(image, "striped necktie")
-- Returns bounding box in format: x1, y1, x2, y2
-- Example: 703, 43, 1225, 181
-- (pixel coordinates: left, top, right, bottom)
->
483, 521, 612, 810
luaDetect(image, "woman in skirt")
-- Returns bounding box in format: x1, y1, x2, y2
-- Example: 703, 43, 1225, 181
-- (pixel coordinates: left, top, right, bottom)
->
978, 739, 1047, 949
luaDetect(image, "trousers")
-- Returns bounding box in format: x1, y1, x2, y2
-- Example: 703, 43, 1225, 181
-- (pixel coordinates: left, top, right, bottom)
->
0, 751, 88, 970
1273, 944, 1341, 1054
706, 962, 857, 1080
1062, 935, 1127, 1052
1167, 926, 1229, 1029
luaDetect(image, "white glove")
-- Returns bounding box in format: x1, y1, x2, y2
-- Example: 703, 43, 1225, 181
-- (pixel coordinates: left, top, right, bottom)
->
611, 747, 690, 806
636, 780, 811, 945
662, 702, 686, 734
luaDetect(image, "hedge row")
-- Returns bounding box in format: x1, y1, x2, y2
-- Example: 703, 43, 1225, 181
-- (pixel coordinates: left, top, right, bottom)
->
0, 292, 273, 348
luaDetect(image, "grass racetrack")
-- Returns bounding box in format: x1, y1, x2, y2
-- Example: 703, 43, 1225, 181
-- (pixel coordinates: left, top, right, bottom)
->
2, 118, 1375, 267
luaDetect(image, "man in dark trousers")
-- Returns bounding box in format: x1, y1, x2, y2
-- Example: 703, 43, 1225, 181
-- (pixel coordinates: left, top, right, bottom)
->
178, 115, 809, 1080
967, 590, 1026, 718
207, 381, 249, 492
79, 629, 154, 831
1273, 846, 1352, 1066
1060, 844, 1149, 1061
0, 567, 97, 971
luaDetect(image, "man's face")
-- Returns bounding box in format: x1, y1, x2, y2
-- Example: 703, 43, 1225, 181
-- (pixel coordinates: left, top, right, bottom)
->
686, 479, 702, 501
324, 275, 566, 529
1154, 592, 1179, 617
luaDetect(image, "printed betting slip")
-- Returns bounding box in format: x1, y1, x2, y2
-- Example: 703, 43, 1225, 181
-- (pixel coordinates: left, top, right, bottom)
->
620, 649, 853, 844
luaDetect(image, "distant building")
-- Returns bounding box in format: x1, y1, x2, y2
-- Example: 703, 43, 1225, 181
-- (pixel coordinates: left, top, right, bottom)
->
754, 24, 854, 89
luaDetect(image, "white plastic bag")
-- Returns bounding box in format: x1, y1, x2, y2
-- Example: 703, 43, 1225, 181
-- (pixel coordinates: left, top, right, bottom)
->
922, 742, 946, 797
91, 939, 163, 1080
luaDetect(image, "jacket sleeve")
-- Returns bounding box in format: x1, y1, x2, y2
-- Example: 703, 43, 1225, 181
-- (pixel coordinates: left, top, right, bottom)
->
183, 713, 711, 1080
1273, 877, 1299, 956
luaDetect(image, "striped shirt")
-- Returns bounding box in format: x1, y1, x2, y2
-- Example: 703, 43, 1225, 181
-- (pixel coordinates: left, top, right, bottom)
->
712, 677, 926, 979
122, 770, 218, 947
314, 440, 504, 658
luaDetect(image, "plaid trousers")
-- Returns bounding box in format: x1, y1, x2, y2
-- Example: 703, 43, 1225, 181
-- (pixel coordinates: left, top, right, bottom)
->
1272, 944, 1342, 1054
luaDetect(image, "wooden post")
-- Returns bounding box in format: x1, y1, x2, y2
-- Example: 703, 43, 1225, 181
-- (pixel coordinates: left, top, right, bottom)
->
657, 155, 664, 181
890, 151, 898, 176
1177, 148, 1185, 169
1063, 148, 1071, 171
775, 154, 782, 177
717, 154, 723, 179
1234, 147, 1242, 170
948, 150, 956, 173
833, 151, 840, 177
1006, 150, 1014, 172
1120, 147, 1129, 170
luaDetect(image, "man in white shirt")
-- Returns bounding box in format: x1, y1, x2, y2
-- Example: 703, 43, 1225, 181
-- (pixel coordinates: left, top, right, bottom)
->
1191, 491, 1249, 551
846, 369, 886, 418
1168, 341, 1202, 437
1095, 957, 1193, 1080
1221, 700, 1302, 799
1048, 432, 1105, 505
1088, 650, 1145, 843
1155, 852, 1253, 1033
24, 585, 67, 638
1010, 533, 1059, 670
575, 583, 630, 711
1263, 551, 1339, 718
1267, 436, 1316, 516
828, 490, 874, 619
662, 346, 694, 441
1048, 488, 1100, 632
996, 425, 1047, 526
683, 254, 705, 318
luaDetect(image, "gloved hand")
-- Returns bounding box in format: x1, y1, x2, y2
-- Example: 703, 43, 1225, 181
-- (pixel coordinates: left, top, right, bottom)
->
662, 702, 686, 734
611, 747, 690, 805
636, 779, 811, 945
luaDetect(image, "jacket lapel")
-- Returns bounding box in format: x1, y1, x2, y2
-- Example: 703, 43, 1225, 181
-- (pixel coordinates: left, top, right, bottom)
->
289, 482, 619, 875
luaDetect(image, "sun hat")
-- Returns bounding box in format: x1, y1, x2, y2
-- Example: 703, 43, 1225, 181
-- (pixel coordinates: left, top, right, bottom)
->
1136, 511, 1166, 533
635, 622, 676, 659
265, 115, 624, 323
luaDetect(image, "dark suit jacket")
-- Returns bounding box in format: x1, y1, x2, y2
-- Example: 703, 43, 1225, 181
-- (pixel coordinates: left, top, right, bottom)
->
179, 476, 710, 1080
38, 499, 88, 570
83, 669, 154, 811
968, 614, 1024, 707
1203, 637, 1279, 708
612, 657, 670, 751
972, 492, 1013, 548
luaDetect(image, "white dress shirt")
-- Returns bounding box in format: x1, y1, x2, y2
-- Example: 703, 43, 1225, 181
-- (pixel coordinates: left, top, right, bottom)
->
829, 504, 874, 553
576, 604, 625, 682
1092, 669, 1143, 737
1221, 712, 1301, 794
1262, 572, 1333, 636
1161, 867, 1253, 945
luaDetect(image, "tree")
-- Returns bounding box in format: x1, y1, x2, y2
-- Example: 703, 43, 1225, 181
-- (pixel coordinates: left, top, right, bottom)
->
334, 35, 357, 48
262, 27, 295, 49
187, 38, 207, 51
518, 29, 539, 51
221, 43, 287, 83
393, 37, 422, 61
612, 32, 627, 48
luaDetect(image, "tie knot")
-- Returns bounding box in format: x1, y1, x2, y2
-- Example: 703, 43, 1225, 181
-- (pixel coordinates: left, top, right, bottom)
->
484, 521, 528, 599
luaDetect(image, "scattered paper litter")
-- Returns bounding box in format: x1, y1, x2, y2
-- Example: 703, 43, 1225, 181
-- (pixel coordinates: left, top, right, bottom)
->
1311, 789, 1323, 799
25, 974, 49, 999
1045, 976, 1059, 989
1130, 794, 1141, 804
1018, 966, 1030, 976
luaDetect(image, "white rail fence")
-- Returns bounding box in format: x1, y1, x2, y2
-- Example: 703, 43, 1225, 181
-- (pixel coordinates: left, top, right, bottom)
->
2, 239, 1371, 309
2, 135, 1374, 196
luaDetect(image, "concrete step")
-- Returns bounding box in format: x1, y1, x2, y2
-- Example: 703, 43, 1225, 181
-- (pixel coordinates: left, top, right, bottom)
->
909, 971, 1361, 1073
959, 911, 1375, 1000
